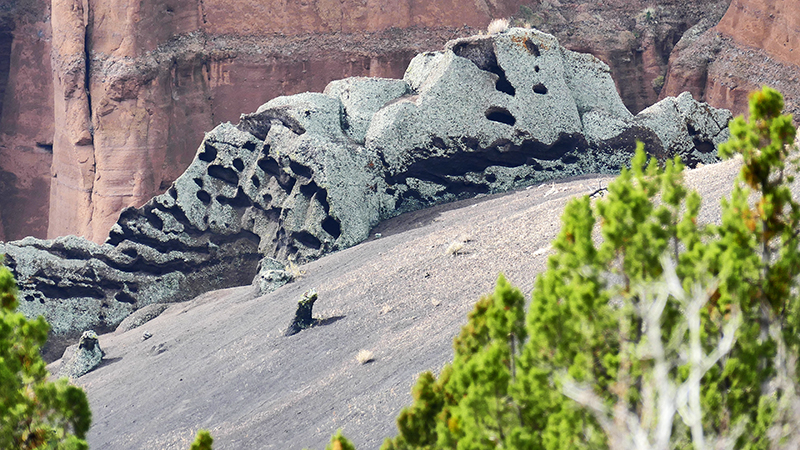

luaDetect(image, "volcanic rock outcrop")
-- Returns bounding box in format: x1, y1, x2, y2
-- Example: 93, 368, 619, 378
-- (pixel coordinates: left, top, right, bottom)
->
0, 28, 731, 359
0, 0, 733, 245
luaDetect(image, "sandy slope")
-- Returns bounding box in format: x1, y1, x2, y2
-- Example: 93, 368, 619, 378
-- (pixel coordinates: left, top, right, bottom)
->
56, 158, 747, 449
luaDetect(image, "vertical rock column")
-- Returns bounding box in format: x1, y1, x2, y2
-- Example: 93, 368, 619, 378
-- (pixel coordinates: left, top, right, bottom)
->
49, 0, 95, 239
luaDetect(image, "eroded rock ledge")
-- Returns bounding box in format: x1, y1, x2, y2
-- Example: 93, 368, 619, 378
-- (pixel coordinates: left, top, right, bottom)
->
0, 28, 732, 358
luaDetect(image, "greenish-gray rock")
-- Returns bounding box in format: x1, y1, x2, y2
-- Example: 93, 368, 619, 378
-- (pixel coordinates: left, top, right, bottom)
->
3, 27, 732, 358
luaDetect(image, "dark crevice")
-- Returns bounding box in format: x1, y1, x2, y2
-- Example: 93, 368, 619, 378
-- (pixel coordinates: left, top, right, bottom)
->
485, 107, 516, 126
35, 143, 54, 153
199, 142, 217, 162
193, 177, 204, 187
196, 190, 211, 204
232, 158, 244, 171
242, 141, 257, 152
84, 23, 92, 134
207, 165, 239, 185
114, 291, 136, 304
321, 216, 341, 239
292, 231, 322, 250
216, 187, 252, 208
35, 280, 105, 300
289, 161, 313, 179
143, 206, 164, 231
533, 83, 548, 95
251, 175, 260, 188
387, 132, 587, 185
525, 39, 541, 57
450, 39, 515, 96
258, 157, 296, 192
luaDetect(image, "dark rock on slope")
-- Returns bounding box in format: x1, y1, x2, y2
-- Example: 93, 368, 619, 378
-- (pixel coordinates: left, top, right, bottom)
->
2, 28, 731, 359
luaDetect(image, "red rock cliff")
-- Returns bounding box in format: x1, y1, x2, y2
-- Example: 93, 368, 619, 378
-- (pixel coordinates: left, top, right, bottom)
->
0, 0, 762, 243
45, 0, 532, 243
661, 0, 800, 121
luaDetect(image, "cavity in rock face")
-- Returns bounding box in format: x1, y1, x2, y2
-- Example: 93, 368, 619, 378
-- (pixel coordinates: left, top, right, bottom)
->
2, 27, 732, 359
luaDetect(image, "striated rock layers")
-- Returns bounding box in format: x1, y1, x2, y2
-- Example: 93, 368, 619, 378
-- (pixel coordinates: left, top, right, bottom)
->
1, 0, 732, 245
661, 0, 800, 122
45, 0, 528, 245
1, 28, 731, 360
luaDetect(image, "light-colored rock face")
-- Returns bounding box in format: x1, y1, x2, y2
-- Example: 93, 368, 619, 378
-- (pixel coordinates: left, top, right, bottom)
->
3, 28, 732, 359
1, 0, 732, 243
41, 0, 526, 244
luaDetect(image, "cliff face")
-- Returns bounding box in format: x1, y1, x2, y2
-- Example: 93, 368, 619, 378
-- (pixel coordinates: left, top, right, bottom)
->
3, 0, 795, 244
45, 0, 533, 243
661, 0, 800, 121
0, 2, 53, 243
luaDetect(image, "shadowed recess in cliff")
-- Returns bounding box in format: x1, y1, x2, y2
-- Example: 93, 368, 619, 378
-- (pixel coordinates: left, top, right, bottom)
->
0, 27, 12, 120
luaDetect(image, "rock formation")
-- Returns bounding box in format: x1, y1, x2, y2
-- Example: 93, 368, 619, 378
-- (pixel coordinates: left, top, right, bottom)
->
56, 330, 104, 379
0, 28, 731, 359
661, 0, 800, 122
0, 0, 732, 244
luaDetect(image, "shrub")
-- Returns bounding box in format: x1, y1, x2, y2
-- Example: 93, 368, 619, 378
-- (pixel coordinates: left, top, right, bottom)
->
189, 429, 213, 450
380, 86, 799, 449
0, 264, 92, 449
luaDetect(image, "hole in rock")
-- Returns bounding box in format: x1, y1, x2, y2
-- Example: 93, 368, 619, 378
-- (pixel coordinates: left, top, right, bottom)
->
243, 141, 257, 152
485, 107, 516, 126
533, 83, 548, 95
114, 291, 136, 304
525, 39, 541, 56
299, 180, 319, 198
35, 143, 53, 153
258, 157, 297, 191
251, 175, 261, 188
451, 40, 515, 96
196, 190, 211, 204
534, 66, 540, 72
321, 216, 341, 239
486, 173, 497, 183
168, 187, 177, 199
233, 158, 245, 171
193, 177, 204, 187
216, 187, 252, 208
263, 193, 273, 205
199, 143, 217, 162
561, 154, 579, 164
292, 231, 322, 250
208, 165, 239, 185
290, 161, 313, 179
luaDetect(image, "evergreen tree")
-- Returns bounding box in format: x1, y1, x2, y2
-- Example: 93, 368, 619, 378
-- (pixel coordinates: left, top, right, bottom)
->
381, 87, 800, 450
0, 264, 92, 449
189, 429, 214, 450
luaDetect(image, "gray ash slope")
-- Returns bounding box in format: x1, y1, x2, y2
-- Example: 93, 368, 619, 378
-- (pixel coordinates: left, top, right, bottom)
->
2, 27, 730, 359
68, 158, 750, 449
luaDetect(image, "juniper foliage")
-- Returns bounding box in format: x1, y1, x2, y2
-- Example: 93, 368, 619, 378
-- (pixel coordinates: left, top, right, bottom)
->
0, 264, 92, 449
381, 87, 800, 450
